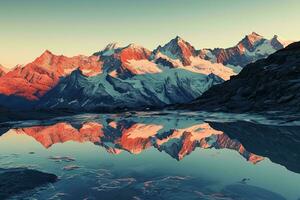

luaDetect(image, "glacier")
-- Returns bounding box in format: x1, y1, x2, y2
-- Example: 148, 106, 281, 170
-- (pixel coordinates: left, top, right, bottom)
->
38, 68, 223, 111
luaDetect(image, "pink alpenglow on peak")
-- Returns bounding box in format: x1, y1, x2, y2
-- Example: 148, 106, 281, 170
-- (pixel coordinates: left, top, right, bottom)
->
118, 44, 161, 75
15, 122, 104, 148
0, 50, 103, 100
153, 36, 197, 66
119, 123, 163, 154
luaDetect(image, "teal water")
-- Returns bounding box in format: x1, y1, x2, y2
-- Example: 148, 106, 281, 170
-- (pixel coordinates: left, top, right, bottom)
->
0, 111, 299, 200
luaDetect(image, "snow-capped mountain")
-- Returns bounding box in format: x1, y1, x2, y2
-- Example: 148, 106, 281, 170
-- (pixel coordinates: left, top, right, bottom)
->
199, 32, 291, 69
0, 33, 289, 111
36, 37, 237, 111
150, 36, 236, 80
37, 68, 223, 111
151, 36, 197, 66
94, 43, 160, 78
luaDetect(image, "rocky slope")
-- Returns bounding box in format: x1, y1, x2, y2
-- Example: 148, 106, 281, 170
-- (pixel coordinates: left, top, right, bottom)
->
185, 41, 300, 113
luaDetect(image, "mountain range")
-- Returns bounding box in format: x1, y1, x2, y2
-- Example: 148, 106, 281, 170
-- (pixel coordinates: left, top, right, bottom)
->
0, 32, 291, 111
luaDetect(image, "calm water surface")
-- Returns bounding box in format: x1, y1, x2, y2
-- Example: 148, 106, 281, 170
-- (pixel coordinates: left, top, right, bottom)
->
0, 111, 299, 200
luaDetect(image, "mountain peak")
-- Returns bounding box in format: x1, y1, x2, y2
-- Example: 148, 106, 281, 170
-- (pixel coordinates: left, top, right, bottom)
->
154, 36, 196, 66
160, 36, 191, 49
270, 35, 284, 49
236, 32, 264, 52
33, 50, 56, 65
248, 32, 261, 37
244, 32, 263, 43
42, 50, 54, 56
175, 35, 184, 41
104, 42, 120, 51
171, 36, 189, 45
270, 35, 293, 48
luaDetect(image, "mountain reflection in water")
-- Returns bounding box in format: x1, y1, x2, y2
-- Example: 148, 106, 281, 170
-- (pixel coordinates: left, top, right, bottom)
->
0, 112, 299, 200
12, 121, 263, 164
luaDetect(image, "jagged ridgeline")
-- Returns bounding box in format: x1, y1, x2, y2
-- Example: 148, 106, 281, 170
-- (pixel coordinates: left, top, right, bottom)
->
0, 33, 291, 111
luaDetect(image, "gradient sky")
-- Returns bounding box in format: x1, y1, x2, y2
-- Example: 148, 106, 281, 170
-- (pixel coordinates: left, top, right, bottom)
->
1, 0, 299, 68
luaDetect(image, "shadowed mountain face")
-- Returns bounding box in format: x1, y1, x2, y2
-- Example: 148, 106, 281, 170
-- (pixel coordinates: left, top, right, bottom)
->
186, 41, 300, 113
0, 33, 289, 111
36, 69, 223, 111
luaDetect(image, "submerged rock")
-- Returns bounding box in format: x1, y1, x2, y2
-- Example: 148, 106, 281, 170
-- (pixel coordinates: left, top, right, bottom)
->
0, 168, 57, 199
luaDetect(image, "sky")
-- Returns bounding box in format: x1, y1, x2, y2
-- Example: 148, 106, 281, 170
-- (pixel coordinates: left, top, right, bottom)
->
0, 0, 299, 68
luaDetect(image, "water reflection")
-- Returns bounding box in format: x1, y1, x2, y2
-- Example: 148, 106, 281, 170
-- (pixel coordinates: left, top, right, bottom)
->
10, 121, 264, 164
0, 112, 300, 200
210, 121, 300, 174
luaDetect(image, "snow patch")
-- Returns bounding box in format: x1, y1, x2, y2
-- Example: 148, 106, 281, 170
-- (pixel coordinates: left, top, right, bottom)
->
155, 52, 183, 67
181, 57, 236, 80
125, 59, 162, 75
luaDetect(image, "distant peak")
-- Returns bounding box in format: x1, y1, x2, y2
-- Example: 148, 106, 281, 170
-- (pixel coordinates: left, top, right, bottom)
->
175, 35, 183, 40
270, 35, 293, 48
160, 36, 190, 49
270, 35, 281, 43
245, 32, 263, 41
248, 32, 261, 37
237, 32, 264, 49
33, 50, 56, 64
44, 49, 53, 54
172, 36, 188, 44
40, 50, 54, 57
104, 42, 120, 51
